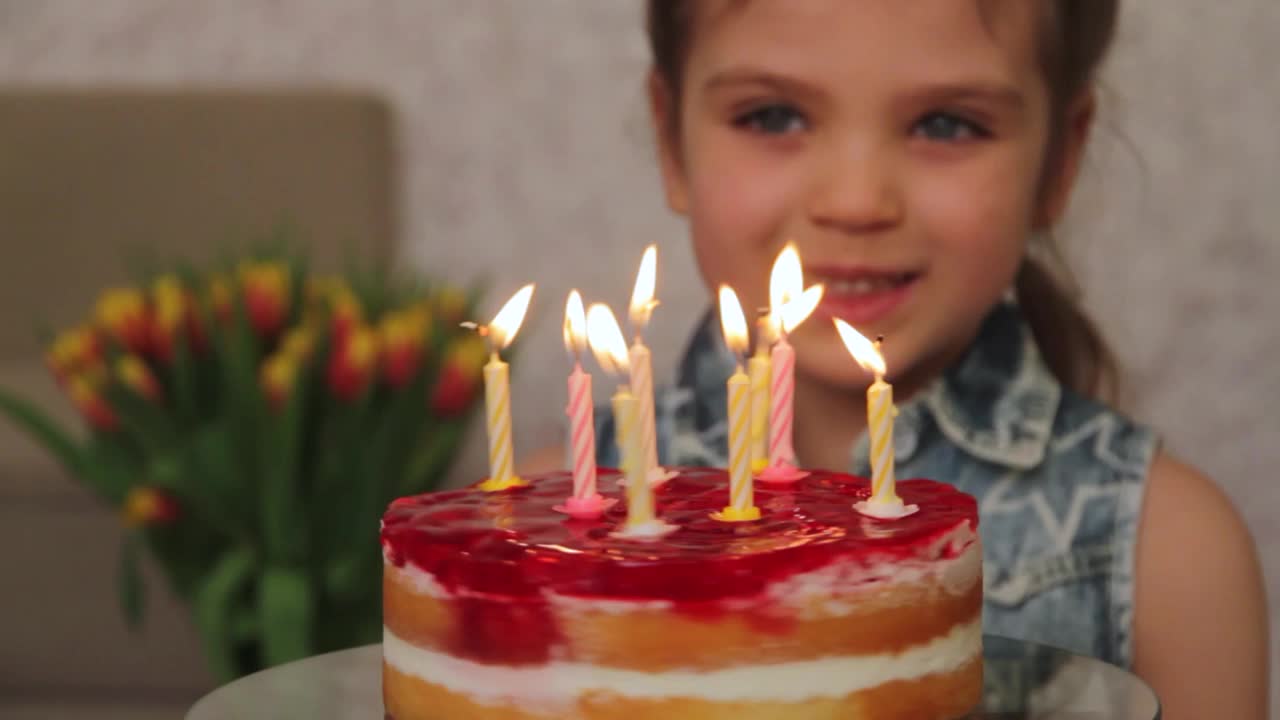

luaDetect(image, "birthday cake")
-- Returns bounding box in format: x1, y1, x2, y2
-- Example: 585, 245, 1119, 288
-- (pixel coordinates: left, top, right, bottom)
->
380, 468, 983, 720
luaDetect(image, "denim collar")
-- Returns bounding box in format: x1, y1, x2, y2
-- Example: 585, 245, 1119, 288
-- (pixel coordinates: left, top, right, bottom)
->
670, 301, 1060, 471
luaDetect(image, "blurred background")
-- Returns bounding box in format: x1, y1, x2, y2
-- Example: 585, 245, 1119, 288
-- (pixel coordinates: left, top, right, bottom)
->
0, 1, 1275, 718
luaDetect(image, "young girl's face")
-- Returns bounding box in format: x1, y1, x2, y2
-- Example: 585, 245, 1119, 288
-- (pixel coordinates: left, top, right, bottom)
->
656, 0, 1083, 391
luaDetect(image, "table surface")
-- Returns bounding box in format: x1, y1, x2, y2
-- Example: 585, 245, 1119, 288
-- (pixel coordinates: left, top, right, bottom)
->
187, 635, 1160, 720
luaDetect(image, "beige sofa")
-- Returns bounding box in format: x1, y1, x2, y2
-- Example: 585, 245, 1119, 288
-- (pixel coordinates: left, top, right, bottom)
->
0, 88, 395, 719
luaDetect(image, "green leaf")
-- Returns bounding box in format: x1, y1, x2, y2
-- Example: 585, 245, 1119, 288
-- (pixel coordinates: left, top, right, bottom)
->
179, 424, 251, 539
214, 296, 264, 532
260, 358, 311, 563
118, 532, 146, 630
169, 339, 199, 429
193, 546, 257, 682
0, 386, 88, 484
102, 384, 174, 454
399, 418, 468, 498
258, 565, 314, 667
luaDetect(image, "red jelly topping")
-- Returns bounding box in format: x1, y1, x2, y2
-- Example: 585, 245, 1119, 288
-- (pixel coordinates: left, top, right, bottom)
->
384, 470, 977, 667
383, 469, 976, 600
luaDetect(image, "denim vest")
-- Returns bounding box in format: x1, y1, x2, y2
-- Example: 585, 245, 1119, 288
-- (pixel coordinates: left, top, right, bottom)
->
594, 302, 1157, 669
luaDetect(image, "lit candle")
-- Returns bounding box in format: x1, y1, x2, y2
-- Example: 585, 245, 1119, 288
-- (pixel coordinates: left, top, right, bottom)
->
833, 319, 918, 519
553, 291, 615, 519
711, 286, 760, 522
477, 284, 536, 492
748, 316, 772, 474
628, 245, 673, 486
759, 244, 824, 484
588, 303, 673, 538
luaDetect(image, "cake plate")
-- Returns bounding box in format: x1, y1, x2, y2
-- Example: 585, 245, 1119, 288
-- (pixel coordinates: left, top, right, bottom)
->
186, 635, 1159, 719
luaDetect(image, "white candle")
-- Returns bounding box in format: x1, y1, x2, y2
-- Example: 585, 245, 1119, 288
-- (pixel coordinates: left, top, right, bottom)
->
628, 341, 658, 474
628, 244, 671, 485
588, 302, 672, 537
616, 387, 654, 524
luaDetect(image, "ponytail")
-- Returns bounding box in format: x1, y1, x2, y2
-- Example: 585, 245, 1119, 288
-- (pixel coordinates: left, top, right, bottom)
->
1015, 255, 1119, 403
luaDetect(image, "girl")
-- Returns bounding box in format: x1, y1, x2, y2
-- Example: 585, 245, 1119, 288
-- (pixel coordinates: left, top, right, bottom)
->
527, 2, 1268, 716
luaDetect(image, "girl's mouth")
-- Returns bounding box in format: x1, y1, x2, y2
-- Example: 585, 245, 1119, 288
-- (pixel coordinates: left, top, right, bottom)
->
810, 268, 921, 327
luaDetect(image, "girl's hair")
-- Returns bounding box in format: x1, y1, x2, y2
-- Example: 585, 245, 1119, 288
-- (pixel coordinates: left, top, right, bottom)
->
646, 1, 1122, 401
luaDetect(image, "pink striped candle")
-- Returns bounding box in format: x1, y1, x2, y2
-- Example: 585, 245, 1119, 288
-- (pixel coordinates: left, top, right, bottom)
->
758, 245, 821, 484
554, 290, 614, 519
769, 335, 795, 464
567, 363, 597, 499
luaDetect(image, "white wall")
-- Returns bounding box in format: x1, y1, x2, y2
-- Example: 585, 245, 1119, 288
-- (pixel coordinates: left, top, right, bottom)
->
0, 0, 1276, 712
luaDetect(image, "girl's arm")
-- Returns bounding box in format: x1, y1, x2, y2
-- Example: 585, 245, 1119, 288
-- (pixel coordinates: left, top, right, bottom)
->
1132, 452, 1269, 719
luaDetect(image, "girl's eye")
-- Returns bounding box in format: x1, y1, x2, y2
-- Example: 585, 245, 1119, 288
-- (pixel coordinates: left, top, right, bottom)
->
911, 112, 990, 141
734, 104, 809, 135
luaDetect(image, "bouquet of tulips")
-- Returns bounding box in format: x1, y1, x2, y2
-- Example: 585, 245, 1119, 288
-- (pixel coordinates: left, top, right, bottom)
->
0, 251, 489, 680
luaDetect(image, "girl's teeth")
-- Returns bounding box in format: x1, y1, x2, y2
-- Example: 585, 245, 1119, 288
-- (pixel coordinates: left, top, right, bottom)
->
831, 278, 895, 295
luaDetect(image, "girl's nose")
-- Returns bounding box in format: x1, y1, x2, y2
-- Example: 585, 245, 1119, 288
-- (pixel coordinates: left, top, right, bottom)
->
805, 145, 904, 235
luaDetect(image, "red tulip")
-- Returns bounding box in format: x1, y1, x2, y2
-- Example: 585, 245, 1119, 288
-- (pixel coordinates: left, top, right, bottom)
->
430, 286, 469, 325
149, 275, 210, 361
122, 486, 180, 527
239, 262, 290, 338
327, 327, 378, 402
379, 310, 428, 389
207, 274, 234, 324
67, 375, 117, 431
116, 355, 161, 402
329, 289, 363, 348
429, 336, 486, 415
260, 352, 298, 411
94, 288, 150, 355
46, 325, 102, 384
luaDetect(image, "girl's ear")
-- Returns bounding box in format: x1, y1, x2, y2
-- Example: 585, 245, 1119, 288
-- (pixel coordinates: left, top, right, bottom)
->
1036, 90, 1096, 228
648, 70, 690, 216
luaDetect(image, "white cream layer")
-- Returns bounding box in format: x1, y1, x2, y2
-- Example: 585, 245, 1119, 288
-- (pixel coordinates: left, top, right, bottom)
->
383, 618, 981, 707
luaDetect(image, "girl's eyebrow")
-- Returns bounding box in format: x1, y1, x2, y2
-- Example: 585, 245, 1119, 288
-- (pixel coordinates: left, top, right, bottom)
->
702, 67, 1026, 112
904, 81, 1027, 111
701, 66, 828, 103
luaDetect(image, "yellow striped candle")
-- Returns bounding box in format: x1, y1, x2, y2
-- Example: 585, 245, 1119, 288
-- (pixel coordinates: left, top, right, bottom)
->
713, 286, 760, 522
480, 355, 522, 491
477, 284, 535, 493
832, 319, 917, 519
725, 368, 756, 516
866, 370, 897, 504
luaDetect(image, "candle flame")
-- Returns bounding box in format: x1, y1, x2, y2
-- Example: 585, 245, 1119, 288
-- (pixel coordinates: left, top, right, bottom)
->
586, 303, 630, 375
488, 284, 535, 351
769, 243, 803, 316
563, 290, 588, 357
718, 285, 749, 356
833, 318, 886, 377
629, 245, 659, 330
778, 283, 824, 334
